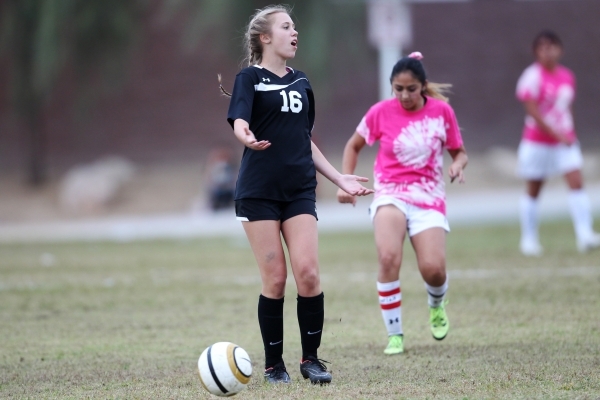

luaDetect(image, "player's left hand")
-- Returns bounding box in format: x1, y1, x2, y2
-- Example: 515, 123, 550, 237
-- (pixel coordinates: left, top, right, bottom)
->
337, 175, 374, 196
448, 163, 465, 184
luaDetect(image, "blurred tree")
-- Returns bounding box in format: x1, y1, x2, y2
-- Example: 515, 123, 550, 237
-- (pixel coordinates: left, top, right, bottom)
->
159, 0, 371, 109
159, 1, 338, 88
0, 0, 144, 185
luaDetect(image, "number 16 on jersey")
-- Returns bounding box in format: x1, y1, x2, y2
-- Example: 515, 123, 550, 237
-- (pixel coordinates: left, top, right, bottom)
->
280, 90, 302, 113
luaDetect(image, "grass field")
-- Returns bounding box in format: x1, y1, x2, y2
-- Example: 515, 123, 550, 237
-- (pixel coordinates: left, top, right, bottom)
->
1, 220, 599, 399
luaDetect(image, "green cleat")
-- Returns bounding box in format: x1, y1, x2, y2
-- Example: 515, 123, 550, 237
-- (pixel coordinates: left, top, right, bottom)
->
429, 300, 449, 340
383, 334, 404, 355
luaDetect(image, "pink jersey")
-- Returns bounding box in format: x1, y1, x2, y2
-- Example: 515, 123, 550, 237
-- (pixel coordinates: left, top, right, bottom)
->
516, 63, 576, 145
356, 97, 463, 215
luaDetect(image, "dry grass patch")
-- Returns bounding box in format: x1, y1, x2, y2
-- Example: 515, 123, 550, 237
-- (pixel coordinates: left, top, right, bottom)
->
1, 221, 599, 399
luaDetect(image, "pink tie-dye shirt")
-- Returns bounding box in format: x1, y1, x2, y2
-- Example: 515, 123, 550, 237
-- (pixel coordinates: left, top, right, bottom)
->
356, 97, 463, 215
516, 63, 576, 144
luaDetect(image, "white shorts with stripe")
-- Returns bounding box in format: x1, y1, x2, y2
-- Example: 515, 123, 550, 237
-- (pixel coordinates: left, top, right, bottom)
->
517, 140, 583, 180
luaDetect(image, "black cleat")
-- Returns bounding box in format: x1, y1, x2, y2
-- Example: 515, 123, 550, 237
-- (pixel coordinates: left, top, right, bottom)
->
264, 361, 291, 384
300, 356, 332, 384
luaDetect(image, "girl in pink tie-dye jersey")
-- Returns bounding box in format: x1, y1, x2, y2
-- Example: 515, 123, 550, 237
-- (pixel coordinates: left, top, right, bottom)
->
516, 31, 600, 255
337, 52, 468, 355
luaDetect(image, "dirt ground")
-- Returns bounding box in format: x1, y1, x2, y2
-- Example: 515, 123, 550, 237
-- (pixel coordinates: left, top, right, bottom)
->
1, 148, 599, 224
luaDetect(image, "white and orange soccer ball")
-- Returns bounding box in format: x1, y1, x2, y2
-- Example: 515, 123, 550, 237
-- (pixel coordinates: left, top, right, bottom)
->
198, 342, 252, 397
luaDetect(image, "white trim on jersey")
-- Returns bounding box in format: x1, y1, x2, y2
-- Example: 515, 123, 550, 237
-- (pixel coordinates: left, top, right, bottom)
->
252, 64, 295, 73
254, 78, 308, 92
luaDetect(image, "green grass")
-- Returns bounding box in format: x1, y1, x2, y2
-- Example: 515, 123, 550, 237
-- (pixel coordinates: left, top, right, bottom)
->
1, 221, 599, 399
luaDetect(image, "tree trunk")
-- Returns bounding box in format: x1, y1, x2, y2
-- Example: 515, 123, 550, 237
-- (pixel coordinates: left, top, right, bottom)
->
26, 101, 46, 186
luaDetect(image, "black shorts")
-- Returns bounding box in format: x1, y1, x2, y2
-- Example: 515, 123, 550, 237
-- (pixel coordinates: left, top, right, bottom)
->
235, 198, 318, 222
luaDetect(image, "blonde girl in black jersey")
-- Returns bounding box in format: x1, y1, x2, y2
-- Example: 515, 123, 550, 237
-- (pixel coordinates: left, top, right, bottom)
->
220, 5, 373, 385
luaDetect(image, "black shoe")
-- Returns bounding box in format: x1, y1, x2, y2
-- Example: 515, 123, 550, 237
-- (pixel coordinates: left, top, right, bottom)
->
299, 356, 332, 384
264, 361, 291, 384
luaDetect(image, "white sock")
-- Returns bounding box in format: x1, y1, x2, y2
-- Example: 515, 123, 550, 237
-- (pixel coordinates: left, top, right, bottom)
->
377, 280, 402, 336
520, 195, 540, 243
568, 189, 594, 241
425, 277, 448, 308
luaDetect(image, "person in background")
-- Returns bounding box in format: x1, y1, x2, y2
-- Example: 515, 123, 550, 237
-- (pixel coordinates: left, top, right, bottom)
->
205, 147, 236, 211
516, 30, 600, 255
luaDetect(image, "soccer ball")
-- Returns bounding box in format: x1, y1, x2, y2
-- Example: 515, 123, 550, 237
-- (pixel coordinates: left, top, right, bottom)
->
198, 342, 252, 397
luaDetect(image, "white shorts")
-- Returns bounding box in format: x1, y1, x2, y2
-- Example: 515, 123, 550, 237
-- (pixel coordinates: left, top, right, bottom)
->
369, 196, 450, 237
517, 140, 583, 180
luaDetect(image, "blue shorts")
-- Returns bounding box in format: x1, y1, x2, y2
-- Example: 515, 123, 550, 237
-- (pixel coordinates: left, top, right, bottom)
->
235, 198, 318, 222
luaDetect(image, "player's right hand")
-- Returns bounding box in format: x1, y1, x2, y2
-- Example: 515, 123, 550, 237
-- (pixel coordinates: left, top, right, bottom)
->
337, 188, 357, 206
243, 127, 271, 150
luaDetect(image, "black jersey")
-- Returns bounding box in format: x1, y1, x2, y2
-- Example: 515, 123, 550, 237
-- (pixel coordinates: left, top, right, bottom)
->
227, 65, 317, 202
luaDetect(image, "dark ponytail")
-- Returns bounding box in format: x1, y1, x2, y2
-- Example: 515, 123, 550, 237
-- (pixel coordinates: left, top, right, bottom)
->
390, 54, 451, 102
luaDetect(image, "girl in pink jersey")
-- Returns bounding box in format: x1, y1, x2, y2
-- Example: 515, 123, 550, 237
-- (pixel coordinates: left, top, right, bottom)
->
516, 31, 600, 255
337, 52, 468, 354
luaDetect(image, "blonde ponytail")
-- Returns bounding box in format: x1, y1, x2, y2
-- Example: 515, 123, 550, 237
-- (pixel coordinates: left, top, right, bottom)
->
424, 82, 452, 103
217, 74, 232, 97
218, 5, 292, 97
243, 5, 292, 66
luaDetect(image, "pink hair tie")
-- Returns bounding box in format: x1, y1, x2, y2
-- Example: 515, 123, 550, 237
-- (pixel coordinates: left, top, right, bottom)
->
408, 51, 423, 60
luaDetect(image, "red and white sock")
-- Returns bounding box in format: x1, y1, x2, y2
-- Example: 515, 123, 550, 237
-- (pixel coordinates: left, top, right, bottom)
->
377, 280, 402, 336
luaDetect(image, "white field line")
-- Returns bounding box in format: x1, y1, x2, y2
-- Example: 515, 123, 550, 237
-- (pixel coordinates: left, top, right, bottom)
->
207, 265, 600, 287
322, 266, 600, 283
448, 266, 600, 280
2, 266, 597, 291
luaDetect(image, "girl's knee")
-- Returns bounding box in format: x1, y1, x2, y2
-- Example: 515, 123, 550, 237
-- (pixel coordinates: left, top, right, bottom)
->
378, 250, 401, 271
263, 274, 287, 297
296, 265, 320, 292
420, 260, 446, 283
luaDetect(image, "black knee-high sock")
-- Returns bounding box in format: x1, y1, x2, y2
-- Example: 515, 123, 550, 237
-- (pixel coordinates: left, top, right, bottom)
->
257, 294, 284, 369
297, 292, 324, 360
